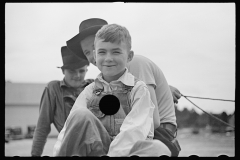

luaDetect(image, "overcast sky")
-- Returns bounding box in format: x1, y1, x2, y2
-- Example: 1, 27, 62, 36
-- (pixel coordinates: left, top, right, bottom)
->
5, 3, 235, 114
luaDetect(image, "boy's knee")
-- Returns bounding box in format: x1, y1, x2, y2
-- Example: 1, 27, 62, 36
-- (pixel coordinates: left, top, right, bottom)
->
151, 140, 171, 156
129, 140, 171, 157
68, 108, 96, 123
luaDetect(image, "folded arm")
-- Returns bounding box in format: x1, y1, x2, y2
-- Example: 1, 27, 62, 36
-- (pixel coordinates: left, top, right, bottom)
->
107, 81, 155, 157
147, 84, 160, 129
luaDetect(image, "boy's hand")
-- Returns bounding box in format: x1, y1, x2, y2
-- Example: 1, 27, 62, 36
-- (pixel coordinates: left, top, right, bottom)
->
110, 136, 116, 141
85, 79, 94, 84
82, 79, 95, 87
169, 85, 181, 104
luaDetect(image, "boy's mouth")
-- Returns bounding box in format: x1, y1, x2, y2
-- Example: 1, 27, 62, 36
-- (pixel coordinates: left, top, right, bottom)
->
72, 78, 82, 81
103, 65, 115, 67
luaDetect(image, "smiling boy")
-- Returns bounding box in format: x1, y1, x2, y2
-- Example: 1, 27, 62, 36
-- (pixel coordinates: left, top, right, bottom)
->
64, 18, 181, 156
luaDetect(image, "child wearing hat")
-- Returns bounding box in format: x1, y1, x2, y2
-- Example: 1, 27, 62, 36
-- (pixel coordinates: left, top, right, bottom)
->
53, 24, 172, 157
31, 46, 94, 156
65, 18, 181, 156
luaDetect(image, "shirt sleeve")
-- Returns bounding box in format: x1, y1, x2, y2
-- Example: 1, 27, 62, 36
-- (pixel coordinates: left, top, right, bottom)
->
52, 83, 94, 156
31, 87, 54, 156
128, 55, 177, 126
107, 81, 155, 157
127, 55, 156, 88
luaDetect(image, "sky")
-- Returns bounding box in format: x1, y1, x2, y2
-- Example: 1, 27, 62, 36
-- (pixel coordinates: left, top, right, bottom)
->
5, 3, 235, 115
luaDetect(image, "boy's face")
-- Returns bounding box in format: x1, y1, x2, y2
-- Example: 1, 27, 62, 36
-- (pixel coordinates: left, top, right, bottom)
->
94, 39, 133, 82
63, 65, 88, 88
80, 35, 96, 66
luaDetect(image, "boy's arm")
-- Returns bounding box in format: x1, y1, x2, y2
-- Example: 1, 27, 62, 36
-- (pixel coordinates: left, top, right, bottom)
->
147, 84, 160, 129
31, 87, 54, 156
107, 81, 155, 157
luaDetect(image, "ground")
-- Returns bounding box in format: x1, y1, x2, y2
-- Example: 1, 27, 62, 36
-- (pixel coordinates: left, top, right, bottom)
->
5, 128, 235, 157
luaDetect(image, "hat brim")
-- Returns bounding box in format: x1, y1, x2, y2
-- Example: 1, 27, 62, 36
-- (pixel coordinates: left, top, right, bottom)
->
57, 60, 89, 70
66, 25, 104, 60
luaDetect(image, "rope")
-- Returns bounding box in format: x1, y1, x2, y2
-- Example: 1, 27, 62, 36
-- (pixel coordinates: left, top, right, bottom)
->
183, 95, 235, 102
181, 94, 235, 130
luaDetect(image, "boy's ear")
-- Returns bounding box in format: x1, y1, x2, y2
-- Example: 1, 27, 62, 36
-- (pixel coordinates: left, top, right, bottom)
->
127, 50, 134, 62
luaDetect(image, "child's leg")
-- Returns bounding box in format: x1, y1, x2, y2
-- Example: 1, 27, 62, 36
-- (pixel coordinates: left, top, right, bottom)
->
56, 108, 111, 156
128, 139, 171, 157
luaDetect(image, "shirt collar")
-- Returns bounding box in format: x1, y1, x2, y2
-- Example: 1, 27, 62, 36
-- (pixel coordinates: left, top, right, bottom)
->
60, 78, 86, 88
96, 68, 135, 87
60, 78, 68, 88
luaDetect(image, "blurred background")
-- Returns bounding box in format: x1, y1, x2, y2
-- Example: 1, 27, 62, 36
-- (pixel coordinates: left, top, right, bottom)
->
5, 2, 235, 157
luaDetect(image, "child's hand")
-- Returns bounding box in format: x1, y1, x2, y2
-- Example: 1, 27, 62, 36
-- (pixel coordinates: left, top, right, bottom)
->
110, 136, 116, 141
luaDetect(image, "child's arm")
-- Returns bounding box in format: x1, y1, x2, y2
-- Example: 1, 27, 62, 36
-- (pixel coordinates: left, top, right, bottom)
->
146, 84, 160, 129
107, 81, 155, 157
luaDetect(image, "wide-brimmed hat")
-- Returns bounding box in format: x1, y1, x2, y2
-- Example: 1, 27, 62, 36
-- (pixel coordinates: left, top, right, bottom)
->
57, 46, 89, 70
66, 18, 108, 60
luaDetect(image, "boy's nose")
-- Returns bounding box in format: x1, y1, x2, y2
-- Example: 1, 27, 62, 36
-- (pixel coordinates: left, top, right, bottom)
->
105, 53, 113, 62
75, 72, 82, 78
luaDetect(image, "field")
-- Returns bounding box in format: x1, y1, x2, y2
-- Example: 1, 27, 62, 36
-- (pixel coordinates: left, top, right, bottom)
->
5, 128, 235, 157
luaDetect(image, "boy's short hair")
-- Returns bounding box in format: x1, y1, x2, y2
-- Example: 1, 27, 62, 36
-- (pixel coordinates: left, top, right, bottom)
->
94, 24, 132, 50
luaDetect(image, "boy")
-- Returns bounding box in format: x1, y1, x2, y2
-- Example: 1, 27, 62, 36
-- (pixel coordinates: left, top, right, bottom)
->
31, 46, 93, 156
53, 24, 171, 157
66, 18, 181, 156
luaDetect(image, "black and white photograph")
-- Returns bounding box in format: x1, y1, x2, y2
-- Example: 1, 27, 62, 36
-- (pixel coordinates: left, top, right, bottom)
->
5, 2, 235, 157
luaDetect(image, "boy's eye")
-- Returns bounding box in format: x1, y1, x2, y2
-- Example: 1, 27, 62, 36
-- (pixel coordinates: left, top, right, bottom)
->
84, 52, 89, 56
113, 51, 120, 54
79, 70, 85, 74
98, 51, 105, 54
69, 70, 75, 73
